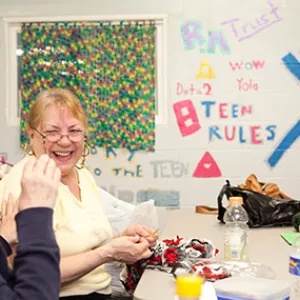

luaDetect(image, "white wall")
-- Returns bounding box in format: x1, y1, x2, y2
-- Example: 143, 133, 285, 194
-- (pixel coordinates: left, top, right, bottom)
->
0, 0, 299, 208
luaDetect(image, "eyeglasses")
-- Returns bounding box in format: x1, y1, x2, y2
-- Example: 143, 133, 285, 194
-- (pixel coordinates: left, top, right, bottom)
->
34, 128, 85, 143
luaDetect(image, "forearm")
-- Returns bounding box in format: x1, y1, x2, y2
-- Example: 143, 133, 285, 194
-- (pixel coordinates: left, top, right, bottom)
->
13, 242, 60, 299
60, 244, 114, 285
9, 208, 60, 300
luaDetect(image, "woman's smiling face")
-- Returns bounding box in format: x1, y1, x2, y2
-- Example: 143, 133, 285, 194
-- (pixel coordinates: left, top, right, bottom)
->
28, 104, 85, 176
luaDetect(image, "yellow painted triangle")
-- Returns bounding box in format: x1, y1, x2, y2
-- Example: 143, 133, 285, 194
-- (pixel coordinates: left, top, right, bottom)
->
196, 58, 216, 79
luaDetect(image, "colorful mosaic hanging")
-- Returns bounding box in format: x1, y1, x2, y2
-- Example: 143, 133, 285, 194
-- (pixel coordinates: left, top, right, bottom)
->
20, 22, 156, 151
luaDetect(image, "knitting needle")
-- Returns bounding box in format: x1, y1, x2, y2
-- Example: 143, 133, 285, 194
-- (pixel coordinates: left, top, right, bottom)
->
149, 228, 159, 237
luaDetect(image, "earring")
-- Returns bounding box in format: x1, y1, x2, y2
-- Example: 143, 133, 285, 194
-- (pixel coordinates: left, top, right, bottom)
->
78, 143, 90, 169
24, 143, 34, 156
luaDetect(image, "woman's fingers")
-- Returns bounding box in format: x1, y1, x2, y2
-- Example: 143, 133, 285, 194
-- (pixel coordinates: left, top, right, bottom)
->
1, 194, 19, 220
6, 193, 16, 216
53, 167, 61, 183
19, 154, 61, 211
11, 194, 19, 215
136, 227, 150, 237
22, 156, 36, 177
137, 238, 153, 259
145, 236, 157, 245
45, 158, 57, 179
1, 199, 7, 217
35, 154, 50, 176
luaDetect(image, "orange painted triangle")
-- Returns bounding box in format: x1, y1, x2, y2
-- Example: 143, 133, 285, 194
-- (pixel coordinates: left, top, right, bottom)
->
196, 58, 216, 79
193, 152, 221, 178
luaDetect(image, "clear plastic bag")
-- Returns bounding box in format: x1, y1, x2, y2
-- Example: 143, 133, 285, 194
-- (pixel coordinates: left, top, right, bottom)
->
128, 199, 168, 233
221, 261, 276, 279
100, 187, 168, 234
99, 187, 135, 234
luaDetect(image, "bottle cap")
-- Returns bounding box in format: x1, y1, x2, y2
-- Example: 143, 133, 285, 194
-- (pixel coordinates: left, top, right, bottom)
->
176, 274, 203, 297
229, 197, 243, 206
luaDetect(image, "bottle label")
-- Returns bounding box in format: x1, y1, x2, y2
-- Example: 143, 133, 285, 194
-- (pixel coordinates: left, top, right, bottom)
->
289, 255, 300, 276
224, 231, 248, 261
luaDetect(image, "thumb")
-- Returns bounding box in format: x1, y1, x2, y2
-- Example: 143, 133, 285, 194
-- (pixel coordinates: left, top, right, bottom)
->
140, 248, 153, 259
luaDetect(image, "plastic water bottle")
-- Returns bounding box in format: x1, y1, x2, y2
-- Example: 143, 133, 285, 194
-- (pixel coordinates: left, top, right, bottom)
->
289, 236, 300, 299
175, 274, 203, 300
223, 196, 249, 262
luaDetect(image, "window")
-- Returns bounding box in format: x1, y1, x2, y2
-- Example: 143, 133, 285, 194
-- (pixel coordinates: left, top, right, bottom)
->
4, 15, 168, 127
5, 22, 22, 126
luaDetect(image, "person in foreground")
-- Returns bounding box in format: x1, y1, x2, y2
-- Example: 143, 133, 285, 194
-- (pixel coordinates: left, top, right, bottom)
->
0, 154, 61, 300
0, 88, 157, 300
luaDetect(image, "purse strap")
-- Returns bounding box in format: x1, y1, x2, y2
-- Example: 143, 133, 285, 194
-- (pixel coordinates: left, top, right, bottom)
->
217, 180, 231, 222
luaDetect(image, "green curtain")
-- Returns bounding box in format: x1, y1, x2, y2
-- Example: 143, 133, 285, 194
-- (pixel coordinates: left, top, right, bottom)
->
20, 21, 156, 151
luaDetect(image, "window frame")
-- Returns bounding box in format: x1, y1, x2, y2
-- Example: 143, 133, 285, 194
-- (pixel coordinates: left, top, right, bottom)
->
4, 22, 21, 127
4, 14, 168, 127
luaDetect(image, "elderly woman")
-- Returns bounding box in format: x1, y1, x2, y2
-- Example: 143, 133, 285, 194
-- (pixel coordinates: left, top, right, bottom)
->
0, 88, 157, 300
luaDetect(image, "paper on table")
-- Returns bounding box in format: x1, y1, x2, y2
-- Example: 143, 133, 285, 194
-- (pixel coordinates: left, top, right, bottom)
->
200, 282, 218, 300
281, 232, 300, 245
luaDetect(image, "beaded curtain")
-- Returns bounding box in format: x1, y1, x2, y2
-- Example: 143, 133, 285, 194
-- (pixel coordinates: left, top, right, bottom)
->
20, 22, 156, 151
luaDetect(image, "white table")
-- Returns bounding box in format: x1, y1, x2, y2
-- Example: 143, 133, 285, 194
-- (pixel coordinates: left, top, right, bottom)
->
134, 208, 294, 300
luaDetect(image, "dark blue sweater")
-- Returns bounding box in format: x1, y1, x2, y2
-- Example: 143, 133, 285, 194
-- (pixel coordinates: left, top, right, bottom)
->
0, 208, 60, 300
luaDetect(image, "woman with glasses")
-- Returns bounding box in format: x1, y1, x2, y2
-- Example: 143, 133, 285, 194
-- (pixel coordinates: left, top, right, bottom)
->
0, 88, 158, 300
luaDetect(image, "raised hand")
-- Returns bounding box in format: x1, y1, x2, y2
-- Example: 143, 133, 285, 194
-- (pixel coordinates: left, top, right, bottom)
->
19, 155, 61, 211
0, 193, 18, 244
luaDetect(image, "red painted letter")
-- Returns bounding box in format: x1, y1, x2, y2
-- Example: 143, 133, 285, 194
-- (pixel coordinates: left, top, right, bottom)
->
173, 100, 201, 137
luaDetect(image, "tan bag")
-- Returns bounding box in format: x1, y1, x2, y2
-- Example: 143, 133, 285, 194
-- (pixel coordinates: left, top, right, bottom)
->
238, 174, 291, 200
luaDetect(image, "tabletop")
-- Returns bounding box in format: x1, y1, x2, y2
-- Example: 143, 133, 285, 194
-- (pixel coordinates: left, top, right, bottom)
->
133, 208, 294, 300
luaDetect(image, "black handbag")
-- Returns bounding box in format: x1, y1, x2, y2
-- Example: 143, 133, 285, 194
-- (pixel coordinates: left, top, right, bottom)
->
217, 180, 300, 228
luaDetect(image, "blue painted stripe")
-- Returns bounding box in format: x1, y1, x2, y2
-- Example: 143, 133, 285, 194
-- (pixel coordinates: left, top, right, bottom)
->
282, 53, 300, 81
267, 120, 300, 167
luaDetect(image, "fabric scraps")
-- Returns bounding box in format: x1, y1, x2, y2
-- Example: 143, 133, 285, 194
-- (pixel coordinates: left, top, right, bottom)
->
192, 262, 231, 281
120, 236, 219, 292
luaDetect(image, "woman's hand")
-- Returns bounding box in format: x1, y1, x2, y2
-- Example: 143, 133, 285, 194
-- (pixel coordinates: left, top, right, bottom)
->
122, 224, 158, 248
0, 193, 18, 245
19, 155, 61, 211
103, 235, 153, 264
